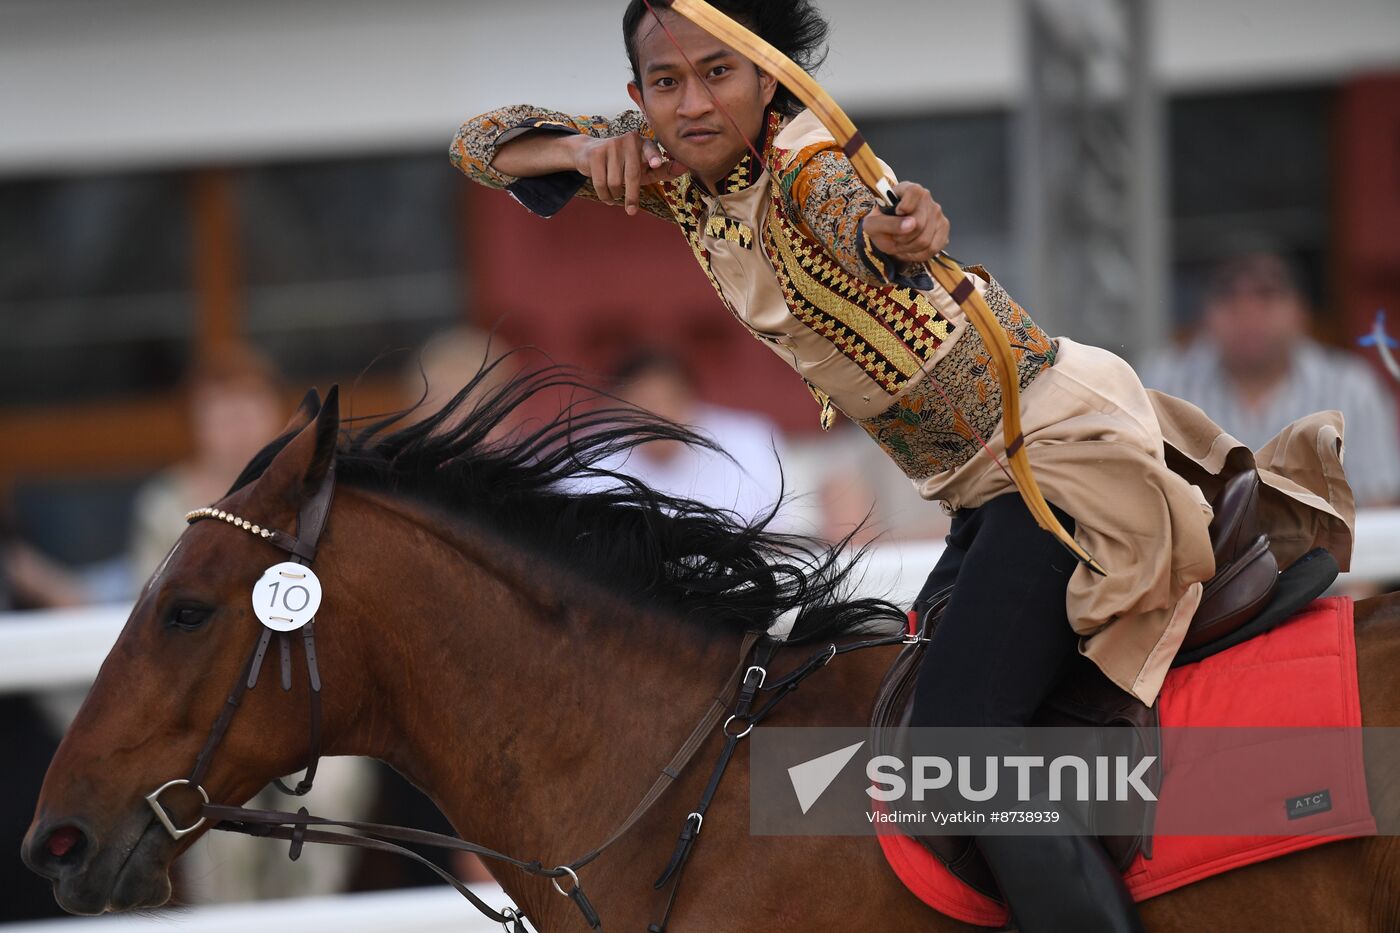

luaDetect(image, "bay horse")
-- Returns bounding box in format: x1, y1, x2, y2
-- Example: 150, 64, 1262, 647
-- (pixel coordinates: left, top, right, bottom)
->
21, 363, 1400, 931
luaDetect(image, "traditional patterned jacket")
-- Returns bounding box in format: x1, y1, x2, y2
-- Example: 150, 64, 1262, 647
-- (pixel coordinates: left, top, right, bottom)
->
451, 103, 1356, 708
450, 105, 1056, 483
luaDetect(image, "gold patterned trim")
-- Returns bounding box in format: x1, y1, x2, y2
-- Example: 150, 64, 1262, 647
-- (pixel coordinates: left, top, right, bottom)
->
661, 174, 753, 332
854, 274, 1057, 480
763, 205, 957, 395
714, 148, 756, 194
704, 215, 754, 249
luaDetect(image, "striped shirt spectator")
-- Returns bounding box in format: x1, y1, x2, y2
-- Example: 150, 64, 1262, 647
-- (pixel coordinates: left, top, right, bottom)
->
1139, 253, 1400, 506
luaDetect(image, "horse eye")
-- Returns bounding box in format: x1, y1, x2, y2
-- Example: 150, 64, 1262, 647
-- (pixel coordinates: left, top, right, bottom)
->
167, 606, 212, 631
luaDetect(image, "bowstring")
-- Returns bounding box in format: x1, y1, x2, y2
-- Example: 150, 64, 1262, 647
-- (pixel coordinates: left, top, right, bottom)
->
641, 0, 1016, 483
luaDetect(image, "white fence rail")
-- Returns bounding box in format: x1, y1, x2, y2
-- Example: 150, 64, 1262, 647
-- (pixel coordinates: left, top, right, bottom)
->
5, 510, 1400, 695
2, 887, 514, 933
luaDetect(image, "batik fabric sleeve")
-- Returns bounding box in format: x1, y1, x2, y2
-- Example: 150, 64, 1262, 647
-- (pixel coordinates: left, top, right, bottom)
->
777, 142, 935, 292
449, 105, 672, 221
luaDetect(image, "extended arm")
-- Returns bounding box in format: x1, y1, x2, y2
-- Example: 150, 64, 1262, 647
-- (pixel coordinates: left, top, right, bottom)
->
450, 105, 683, 220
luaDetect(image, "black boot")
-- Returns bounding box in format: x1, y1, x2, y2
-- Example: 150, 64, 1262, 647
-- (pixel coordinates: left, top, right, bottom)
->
976, 821, 1143, 933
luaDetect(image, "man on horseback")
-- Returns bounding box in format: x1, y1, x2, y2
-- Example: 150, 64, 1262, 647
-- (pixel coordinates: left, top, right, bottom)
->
449, 2, 1355, 930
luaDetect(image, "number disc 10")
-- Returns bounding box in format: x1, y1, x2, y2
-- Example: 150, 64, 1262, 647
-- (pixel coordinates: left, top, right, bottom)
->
252, 561, 323, 632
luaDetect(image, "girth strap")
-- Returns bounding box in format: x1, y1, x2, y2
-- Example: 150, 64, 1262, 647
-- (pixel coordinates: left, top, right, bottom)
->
646, 638, 778, 933
653, 636, 779, 890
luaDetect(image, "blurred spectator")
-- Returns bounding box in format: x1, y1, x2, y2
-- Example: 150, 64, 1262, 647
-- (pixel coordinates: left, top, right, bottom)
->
127, 345, 287, 585
0, 689, 64, 922
599, 350, 786, 525
1140, 252, 1400, 506
785, 423, 951, 547
0, 492, 85, 610
817, 464, 883, 549
401, 325, 519, 432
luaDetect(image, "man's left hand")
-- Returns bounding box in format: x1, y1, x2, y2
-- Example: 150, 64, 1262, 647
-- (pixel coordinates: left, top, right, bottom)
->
863, 182, 950, 263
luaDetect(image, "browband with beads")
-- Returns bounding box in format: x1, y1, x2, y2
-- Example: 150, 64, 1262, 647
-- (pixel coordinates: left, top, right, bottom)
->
185, 507, 274, 539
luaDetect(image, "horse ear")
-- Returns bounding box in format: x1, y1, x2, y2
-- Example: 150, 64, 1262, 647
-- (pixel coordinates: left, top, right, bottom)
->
278, 388, 322, 437
305, 385, 340, 495
257, 386, 340, 511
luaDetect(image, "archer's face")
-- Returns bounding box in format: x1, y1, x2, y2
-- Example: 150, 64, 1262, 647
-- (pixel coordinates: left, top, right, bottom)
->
627, 11, 777, 189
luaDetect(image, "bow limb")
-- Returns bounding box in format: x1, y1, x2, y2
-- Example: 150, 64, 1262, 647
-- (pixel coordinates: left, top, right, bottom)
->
668, 0, 1105, 575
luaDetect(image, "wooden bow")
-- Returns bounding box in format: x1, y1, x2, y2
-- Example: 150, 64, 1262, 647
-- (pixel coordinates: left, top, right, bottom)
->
657, 0, 1105, 574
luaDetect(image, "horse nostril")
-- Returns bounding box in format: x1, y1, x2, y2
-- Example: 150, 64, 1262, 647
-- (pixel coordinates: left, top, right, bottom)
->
28, 823, 89, 878
47, 826, 83, 860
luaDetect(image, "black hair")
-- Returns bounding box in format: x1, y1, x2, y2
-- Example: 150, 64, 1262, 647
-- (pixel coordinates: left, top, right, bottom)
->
622, 0, 829, 118
232, 353, 904, 645
1204, 251, 1307, 304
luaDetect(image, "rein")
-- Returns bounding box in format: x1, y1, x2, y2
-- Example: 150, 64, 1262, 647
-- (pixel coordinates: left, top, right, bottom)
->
146, 460, 916, 932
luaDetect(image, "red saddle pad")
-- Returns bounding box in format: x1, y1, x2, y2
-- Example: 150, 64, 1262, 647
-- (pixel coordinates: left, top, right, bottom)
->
877, 596, 1376, 927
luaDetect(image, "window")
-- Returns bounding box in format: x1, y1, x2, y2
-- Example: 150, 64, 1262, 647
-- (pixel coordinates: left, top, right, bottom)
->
236, 154, 464, 381
0, 172, 194, 405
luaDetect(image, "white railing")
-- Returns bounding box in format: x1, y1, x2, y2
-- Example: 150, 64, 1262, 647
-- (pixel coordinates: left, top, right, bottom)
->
0, 886, 513, 933
5, 511, 1400, 694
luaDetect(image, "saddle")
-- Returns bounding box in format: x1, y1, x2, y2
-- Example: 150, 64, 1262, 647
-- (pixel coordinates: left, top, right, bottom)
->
1182, 469, 1279, 652
870, 469, 1340, 902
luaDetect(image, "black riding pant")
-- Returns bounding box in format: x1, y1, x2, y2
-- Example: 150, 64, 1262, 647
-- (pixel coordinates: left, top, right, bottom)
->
908, 492, 1081, 730
906, 495, 1144, 933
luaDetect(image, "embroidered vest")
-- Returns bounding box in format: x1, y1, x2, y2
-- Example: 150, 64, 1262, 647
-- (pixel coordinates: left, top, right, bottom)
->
655, 117, 1055, 477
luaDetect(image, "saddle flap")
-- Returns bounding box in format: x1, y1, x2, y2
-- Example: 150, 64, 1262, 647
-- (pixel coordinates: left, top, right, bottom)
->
1183, 534, 1280, 652
1182, 470, 1282, 653
1207, 469, 1265, 569
869, 627, 1005, 900
1173, 547, 1339, 667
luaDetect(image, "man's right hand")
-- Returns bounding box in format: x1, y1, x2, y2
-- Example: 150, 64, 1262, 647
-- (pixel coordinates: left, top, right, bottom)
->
571, 133, 688, 216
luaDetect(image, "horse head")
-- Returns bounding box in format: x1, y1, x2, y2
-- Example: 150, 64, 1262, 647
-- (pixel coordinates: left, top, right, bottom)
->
22, 388, 358, 914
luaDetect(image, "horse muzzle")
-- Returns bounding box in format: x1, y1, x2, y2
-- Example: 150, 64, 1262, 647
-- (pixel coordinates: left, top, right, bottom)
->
23, 810, 174, 915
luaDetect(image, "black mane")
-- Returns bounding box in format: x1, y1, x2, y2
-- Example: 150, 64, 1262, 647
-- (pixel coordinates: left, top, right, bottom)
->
231, 355, 905, 644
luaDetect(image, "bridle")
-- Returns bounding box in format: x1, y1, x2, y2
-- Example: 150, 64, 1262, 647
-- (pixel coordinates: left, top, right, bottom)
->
143, 451, 921, 932
145, 461, 335, 844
